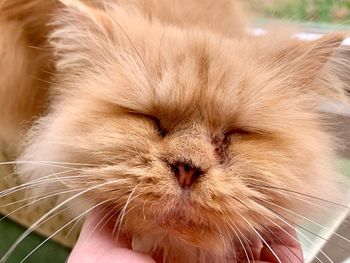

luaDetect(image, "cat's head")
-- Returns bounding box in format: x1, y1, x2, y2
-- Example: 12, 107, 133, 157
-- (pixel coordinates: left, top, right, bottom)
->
18, 0, 349, 256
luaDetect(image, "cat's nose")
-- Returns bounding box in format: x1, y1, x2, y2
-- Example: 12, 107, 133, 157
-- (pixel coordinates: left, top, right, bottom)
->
170, 161, 203, 188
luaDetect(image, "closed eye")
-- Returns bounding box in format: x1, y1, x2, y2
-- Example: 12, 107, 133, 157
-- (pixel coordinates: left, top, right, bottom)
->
153, 117, 168, 137
127, 111, 168, 137
224, 128, 251, 137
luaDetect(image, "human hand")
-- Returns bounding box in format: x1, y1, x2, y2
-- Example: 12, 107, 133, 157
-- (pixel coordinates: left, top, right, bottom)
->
68, 211, 155, 263
248, 226, 304, 263
69, 211, 303, 263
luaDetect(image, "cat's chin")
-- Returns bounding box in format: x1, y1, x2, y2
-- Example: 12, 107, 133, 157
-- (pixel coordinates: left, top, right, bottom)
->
131, 227, 230, 263
130, 215, 257, 262
124, 213, 231, 258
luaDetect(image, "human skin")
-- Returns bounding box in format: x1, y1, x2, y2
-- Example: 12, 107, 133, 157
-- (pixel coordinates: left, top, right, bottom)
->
68, 211, 154, 263
257, 227, 304, 263
68, 211, 304, 263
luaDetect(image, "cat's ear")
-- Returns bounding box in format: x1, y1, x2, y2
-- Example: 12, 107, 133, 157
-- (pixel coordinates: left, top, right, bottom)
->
321, 42, 350, 100
269, 33, 349, 100
51, 0, 137, 71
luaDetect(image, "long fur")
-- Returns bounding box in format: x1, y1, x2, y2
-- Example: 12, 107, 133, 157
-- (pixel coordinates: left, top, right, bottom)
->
1, 0, 350, 262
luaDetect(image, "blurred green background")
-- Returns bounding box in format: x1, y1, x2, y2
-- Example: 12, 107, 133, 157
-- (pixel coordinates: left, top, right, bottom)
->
0, 219, 70, 263
247, 0, 350, 24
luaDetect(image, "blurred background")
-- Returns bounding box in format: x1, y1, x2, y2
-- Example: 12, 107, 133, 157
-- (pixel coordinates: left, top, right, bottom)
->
247, 0, 350, 24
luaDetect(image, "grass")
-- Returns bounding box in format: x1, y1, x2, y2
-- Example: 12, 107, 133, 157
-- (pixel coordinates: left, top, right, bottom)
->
247, 0, 350, 24
338, 159, 350, 177
0, 219, 70, 263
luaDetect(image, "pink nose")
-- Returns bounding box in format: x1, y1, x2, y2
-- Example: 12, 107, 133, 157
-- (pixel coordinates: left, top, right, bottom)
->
170, 162, 203, 188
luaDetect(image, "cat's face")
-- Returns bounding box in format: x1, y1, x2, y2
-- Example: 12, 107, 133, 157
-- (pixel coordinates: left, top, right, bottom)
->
19, 1, 348, 255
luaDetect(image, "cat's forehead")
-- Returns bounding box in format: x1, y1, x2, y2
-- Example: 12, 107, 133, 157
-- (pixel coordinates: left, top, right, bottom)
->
95, 36, 302, 132
113, 46, 241, 122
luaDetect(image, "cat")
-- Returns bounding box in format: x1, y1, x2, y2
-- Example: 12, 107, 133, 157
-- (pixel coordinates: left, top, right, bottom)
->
0, 0, 246, 156
1, 0, 350, 262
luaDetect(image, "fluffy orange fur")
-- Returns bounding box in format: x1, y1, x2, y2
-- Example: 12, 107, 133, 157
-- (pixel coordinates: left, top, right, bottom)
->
1, 0, 350, 262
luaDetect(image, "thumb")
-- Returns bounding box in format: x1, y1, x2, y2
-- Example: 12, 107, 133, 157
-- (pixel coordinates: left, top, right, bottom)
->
259, 226, 304, 263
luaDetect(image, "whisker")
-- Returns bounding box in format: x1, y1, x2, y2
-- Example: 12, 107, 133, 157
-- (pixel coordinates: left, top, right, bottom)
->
65, 198, 113, 241
248, 182, 350, 209
216, 225, 228, 258
115, 194, 143, 237
222, 224, 236, 263
0, 188, 84, 222
274, 190, 327, 210
0, 190, 62, 208
254, 203, 332, 263
0, 169, 77, 197
18, 199, 113, 263
0, 175, 84, 199
83, 206, 115, 241
117, 203, 141, 235
239, 214, 282, 263
0, 178, 127, 262
230, 196, 324, 262
259, 216, 304, 262
32, 75, 58, 86
37, 196, 97, 241
232, 221, 256, 262
64, 215, 85, 240
227, 221, 251, 263
238, 177, 327, 210
4, 195, 97, 262
271, 208, 350, 254
0, 160, 96, 167
114, 183, 142, 237
265, 200, 350, 245
261, 227, 297, 263
94, 208, 119, 235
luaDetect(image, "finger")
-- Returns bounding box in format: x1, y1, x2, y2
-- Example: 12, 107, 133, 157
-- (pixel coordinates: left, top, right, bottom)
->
68, 210, 155, 263
77, 209, 130, 249
267, 226, 302, 248
260, 245, 304, 263
230, 232, 262, 261
69, 246, 155, 263
259, 226, 304, 263
247, 233, 263, 259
